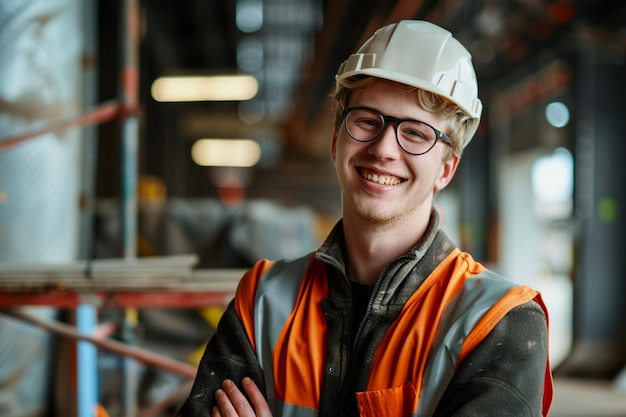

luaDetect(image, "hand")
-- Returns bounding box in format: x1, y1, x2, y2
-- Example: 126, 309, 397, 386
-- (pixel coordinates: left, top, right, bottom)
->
212, 377, 273, 417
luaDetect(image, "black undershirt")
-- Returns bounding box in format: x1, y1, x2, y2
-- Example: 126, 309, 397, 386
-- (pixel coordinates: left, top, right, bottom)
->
349, 280, 375, 344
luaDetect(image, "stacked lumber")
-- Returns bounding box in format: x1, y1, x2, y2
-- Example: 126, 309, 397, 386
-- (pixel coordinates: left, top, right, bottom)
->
0, 255, 244, 291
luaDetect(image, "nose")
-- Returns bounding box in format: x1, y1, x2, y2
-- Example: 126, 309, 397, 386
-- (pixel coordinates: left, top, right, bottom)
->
367, 123, 402, 159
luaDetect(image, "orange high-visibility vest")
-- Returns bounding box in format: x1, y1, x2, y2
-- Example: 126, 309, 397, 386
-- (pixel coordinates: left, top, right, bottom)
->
233, 248, 553, 417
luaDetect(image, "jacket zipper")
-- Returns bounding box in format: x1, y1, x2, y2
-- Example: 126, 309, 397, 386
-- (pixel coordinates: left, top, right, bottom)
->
336, 265, 386, 416
334, 254, 415, 416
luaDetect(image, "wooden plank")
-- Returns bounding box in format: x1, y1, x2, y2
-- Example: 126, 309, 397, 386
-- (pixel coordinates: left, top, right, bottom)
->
0, 266, 244, 291
0, 254, 200, 280
0, 267, 244, 307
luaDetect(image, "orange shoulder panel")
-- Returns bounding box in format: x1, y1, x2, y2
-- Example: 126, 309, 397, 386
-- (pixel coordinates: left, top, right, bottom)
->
366, 249, 480, 392
272, 257, 329, 408
233, 259, 277, 352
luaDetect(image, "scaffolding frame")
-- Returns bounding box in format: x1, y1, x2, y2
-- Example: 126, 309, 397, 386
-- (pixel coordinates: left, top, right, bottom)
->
0, 1, 224, 415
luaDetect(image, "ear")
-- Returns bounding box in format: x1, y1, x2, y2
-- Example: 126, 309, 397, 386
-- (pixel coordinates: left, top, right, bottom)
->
330, 130, 338, 163
434, 155, 460, 192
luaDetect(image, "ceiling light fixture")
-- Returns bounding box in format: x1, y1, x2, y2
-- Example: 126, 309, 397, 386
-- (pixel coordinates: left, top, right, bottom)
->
191, 138, 262, 167
151, 75, 258, 102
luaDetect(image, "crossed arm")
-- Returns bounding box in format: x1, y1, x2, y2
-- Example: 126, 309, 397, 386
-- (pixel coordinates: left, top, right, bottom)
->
179, 301, 550, 417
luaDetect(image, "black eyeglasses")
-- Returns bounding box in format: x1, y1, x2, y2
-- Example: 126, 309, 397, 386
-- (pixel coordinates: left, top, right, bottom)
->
342, 107, 451, 155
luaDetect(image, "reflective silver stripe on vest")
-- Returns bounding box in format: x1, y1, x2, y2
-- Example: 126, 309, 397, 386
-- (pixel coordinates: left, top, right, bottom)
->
416, 270, 518, 416
254, 255, 313, 415
270, 398, 318, 417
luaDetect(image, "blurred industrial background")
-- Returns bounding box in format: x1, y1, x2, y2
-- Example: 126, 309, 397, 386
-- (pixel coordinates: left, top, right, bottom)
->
1, 0, 626, 416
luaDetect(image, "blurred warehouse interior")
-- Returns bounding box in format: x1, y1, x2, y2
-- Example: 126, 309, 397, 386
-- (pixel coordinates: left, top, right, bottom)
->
1, 0, 626, 416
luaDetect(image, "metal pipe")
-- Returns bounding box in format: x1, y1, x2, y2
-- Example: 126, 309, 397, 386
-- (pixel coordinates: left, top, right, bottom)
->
0, 100, 121, 153
0, 308, 198, 379
118, 4, 142, 413
120, 0, 140, 260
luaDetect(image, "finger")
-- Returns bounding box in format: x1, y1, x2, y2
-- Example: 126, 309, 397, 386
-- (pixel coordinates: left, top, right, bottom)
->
241, 377, 272, 416
214, 388, 238, 417
221, 379, 255, 415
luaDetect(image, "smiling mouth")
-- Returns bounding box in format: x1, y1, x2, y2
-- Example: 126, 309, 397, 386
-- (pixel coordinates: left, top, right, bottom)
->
359, 168, 404, 186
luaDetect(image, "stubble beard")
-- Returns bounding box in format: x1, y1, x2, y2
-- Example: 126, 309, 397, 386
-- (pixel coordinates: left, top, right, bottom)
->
342, 191, 407, 231
341, 180, 435, 232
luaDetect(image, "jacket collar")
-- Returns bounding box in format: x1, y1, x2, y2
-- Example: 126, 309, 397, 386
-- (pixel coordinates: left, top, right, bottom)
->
315, 208, 443, 278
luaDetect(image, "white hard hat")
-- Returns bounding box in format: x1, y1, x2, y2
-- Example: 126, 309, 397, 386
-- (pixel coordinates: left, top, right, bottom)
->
336, 20, 483, 146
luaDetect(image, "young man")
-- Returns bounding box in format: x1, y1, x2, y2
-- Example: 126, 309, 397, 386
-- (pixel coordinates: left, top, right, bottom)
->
176, 20, 553, 417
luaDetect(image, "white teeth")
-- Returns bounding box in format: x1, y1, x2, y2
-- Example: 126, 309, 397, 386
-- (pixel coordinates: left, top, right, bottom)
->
361, 170, 401, 186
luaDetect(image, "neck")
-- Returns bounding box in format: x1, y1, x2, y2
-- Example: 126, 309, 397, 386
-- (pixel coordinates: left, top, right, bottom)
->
342, 210, 432, 285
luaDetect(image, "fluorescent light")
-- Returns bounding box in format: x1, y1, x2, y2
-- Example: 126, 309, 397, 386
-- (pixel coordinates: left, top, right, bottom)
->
191, 139, 261, 167
151, 75, 258, 102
